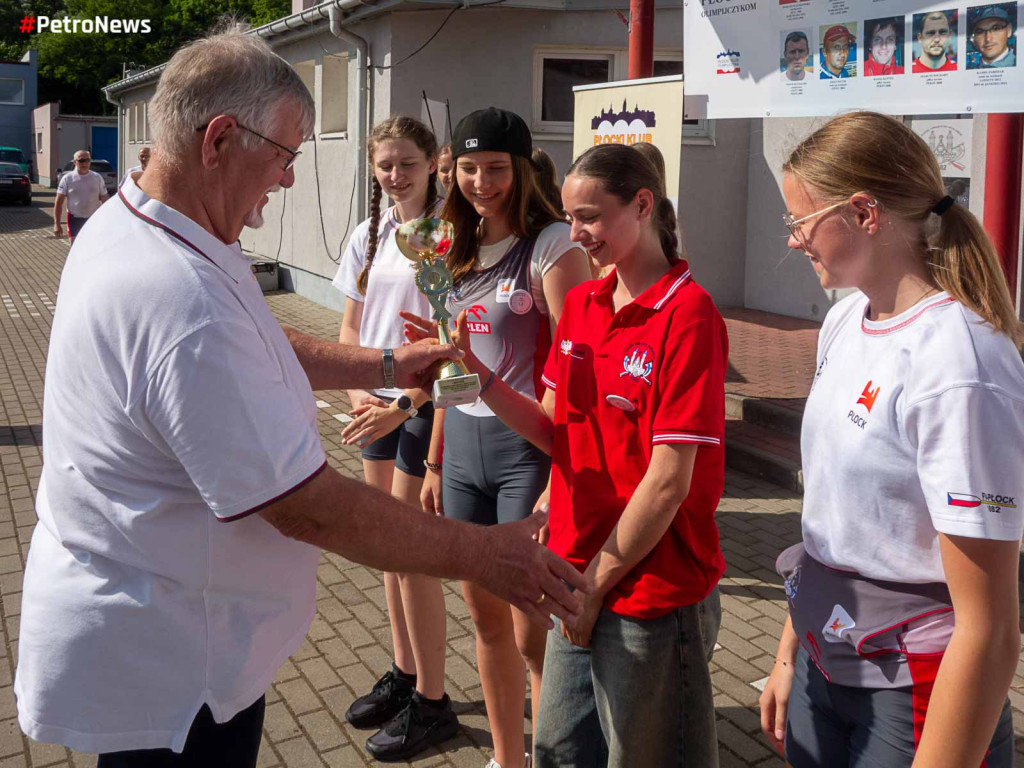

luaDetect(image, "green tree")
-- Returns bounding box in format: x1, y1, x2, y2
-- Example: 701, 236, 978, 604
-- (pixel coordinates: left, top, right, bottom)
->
2, 0, 290, 114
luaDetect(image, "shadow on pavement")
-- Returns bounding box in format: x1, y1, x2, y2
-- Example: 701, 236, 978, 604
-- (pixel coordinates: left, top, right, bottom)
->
0, 425, 42, 446
0, 186, 60, 235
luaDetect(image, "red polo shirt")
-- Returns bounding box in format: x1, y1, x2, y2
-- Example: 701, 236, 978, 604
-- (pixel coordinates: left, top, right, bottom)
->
541, 259, 727, 619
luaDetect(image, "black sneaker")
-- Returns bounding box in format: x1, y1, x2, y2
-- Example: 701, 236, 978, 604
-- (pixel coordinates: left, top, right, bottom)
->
365, 692, 460, 762
344, 667, 415, 729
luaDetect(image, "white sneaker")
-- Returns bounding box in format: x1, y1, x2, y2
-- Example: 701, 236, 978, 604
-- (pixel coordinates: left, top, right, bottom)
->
484, 755, 532, 768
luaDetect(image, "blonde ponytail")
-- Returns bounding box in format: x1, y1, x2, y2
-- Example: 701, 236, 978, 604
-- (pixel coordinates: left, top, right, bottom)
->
784, 111, 1023, 348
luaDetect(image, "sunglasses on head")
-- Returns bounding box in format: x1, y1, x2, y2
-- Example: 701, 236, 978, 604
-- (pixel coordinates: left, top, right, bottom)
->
76, 158, 91, 163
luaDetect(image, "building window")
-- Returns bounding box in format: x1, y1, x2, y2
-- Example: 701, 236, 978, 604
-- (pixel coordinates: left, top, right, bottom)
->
0, 78, 25, 105
653, 58, 683, 78
542, 57, 612, 122
319, 54, 348, 135
142, 102, 149, 143
533, 48, 693, 137
683, 118, 714, 142
534, 49, 616, 133
36, 133, 42, 152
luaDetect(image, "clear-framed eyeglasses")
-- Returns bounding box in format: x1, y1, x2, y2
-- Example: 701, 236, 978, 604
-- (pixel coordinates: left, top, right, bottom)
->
782, 201, 847, 246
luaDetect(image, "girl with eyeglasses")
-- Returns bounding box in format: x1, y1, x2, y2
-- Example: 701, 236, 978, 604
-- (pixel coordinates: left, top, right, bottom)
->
760, 111, 1024, 768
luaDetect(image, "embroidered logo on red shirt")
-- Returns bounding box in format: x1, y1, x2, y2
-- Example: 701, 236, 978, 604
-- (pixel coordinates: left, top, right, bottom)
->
560, 339, 573, 356
856, 380, 880, 412
620, 343, 655, 386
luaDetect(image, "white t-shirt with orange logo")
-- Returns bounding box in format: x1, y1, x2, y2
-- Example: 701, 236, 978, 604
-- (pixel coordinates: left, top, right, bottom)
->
800, 291, 1024, 583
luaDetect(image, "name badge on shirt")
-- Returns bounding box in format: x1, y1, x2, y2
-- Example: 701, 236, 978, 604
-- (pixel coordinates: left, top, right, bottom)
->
509, 289, 533, 315
605, 394, 637, 412
496, 279, 514, 304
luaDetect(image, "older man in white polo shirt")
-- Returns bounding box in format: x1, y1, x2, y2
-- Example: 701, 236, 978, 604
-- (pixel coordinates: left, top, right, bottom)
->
15, 30, 584, 768
53, 149, 108, 244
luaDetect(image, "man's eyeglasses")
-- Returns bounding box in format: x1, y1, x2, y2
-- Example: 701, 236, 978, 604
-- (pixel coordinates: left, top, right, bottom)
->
195, 120, 301, 171
75, 158, 91, 164
782, 201, 847, 246
972, 22, 1009, 38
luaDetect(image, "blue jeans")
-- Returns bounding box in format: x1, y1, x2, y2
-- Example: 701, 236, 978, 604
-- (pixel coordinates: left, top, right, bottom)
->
534, 597, 720, 768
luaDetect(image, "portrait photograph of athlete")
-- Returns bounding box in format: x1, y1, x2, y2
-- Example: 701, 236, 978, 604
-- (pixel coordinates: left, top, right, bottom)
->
759, 111, 1024, 768
781, 30, 812, 81
332, 116, 457, 762
966, 4, 1017, 69
406, 142, 727, 768
864, 17, 905, 75
913, 10, 959, 71
414, 107, 592, 768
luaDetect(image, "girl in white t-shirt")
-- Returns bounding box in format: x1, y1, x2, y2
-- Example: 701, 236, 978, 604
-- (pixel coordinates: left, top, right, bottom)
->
411, 108, 592, 768
759, 111, 1024, 768
331, 116, 456, 762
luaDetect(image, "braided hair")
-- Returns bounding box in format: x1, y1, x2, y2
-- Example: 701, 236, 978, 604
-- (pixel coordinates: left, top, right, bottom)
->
356, 116, 439, 294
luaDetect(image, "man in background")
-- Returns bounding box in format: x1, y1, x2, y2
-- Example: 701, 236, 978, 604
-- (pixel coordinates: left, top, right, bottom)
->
53, 149, 107, 244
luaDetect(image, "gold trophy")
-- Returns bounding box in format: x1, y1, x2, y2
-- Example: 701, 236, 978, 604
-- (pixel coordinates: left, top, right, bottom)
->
396, 218, 481, 408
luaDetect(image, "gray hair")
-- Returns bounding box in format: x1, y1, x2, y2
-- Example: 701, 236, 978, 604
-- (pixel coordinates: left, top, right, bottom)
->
149, 30, 314, 164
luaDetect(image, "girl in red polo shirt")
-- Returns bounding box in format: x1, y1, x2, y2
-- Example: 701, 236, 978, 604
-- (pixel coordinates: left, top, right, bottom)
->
405, 143, 728, 766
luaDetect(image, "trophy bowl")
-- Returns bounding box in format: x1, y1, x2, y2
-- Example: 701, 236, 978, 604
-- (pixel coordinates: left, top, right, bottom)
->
395, 218, 454, 262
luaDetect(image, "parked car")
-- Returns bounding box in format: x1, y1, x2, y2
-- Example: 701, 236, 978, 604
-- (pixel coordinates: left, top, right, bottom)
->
0, 146, 30, 176
0, 162, 32, 205
57, 159, 118, 196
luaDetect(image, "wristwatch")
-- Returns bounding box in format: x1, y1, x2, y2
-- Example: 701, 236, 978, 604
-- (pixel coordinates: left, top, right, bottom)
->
381, 348, 395, 389
395, 393, 418, 419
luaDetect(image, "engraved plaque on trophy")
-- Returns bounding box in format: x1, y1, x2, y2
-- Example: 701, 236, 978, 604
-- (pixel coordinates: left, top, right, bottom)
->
395, 218, 481, 408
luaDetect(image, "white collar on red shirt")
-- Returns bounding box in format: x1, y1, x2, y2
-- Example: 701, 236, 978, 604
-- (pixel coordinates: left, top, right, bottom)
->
117, 174, 252, 285
592, 258, 692, 310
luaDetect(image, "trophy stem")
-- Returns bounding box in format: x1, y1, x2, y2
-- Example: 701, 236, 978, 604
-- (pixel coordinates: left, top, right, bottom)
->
437, 319, 471, 377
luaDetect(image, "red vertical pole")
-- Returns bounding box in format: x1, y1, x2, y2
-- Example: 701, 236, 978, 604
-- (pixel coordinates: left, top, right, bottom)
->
628, 0, 655, 79
983, 114, 1024, 301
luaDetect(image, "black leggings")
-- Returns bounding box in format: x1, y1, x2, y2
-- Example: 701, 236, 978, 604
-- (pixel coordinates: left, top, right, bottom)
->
97, 696, 265, 768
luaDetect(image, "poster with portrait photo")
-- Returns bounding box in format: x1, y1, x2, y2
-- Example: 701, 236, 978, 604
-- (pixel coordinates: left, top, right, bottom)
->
820, 23, 858, 78
864, 16, 906, 74
683, 0, 1024, 117
913, 10, 958, 72
966, 3, 1016, 68
781, 29, 814, 79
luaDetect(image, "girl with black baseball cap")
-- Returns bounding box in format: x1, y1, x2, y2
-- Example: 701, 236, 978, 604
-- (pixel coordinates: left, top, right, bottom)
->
409, 107, 591, 768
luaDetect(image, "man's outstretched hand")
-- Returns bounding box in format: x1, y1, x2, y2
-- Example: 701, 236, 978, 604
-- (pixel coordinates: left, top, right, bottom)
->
392, 339, 463, 389
472, 511, 589, 629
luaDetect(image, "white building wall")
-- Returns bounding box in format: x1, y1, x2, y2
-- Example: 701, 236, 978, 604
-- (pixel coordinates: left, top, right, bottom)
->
743, 115, 993, 322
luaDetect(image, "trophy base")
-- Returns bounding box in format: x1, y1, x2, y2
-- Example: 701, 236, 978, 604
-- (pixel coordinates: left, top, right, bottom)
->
433, 373, 481, 408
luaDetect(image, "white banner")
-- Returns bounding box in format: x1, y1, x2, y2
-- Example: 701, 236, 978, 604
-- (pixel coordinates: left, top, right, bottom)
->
684, 0, 1023, 118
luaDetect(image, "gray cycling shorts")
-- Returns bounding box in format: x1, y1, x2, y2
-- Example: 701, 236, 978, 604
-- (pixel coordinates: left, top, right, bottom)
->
786, 648, 1014, 768
442, 407, 550, 526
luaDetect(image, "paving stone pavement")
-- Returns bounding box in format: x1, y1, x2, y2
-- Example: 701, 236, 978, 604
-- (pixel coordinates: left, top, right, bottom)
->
1, 191, 1023, 767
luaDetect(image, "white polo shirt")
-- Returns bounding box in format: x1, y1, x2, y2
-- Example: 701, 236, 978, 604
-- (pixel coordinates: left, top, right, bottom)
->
15, 176, 327, 754
801, 291, 1024, 583
57, 169, 106, 218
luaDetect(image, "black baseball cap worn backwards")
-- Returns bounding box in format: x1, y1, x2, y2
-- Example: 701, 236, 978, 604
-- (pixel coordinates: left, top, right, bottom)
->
451, 107, 532, 160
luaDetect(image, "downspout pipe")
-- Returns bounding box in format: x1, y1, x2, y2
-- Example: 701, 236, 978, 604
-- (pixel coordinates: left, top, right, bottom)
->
328, 2, 370, 224
104, 89, 123, 178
